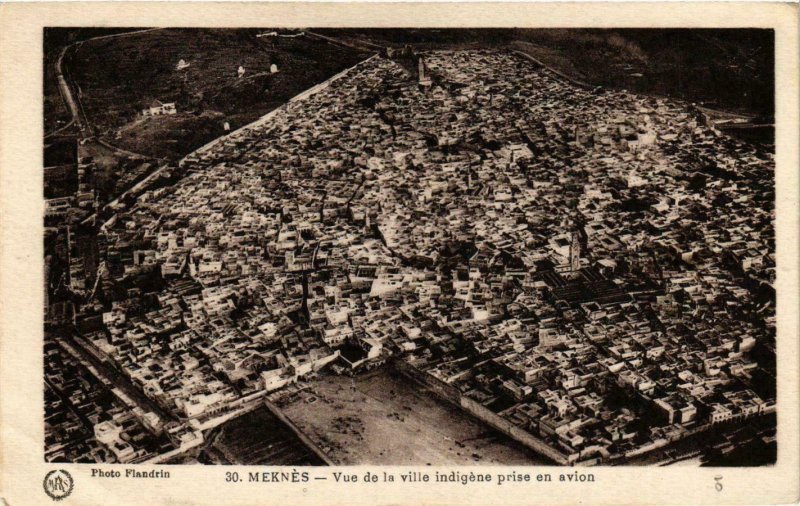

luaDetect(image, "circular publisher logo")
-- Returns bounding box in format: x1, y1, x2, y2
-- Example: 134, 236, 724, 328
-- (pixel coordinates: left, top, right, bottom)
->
43, 469, 73, 501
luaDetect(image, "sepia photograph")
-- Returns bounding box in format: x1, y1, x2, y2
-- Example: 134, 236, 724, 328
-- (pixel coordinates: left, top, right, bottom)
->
42, 26, 778, 468
0, 2, 796, 505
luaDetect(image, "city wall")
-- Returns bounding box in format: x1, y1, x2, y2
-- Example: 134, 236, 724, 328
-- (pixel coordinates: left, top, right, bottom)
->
97, 53, 380, 230
392, 359, 569, 465
392, 359, 461, 405
459, 396, 570, 465
510, 49, 595, 91
305, 31, 384, 53
263, 399, 335, 466
181, 53, 380, 165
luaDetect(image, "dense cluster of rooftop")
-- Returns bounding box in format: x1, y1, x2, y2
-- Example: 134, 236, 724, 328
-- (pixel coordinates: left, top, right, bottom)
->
51, 50, 775, 464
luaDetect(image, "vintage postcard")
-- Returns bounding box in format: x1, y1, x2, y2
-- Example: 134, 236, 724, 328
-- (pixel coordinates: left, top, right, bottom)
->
1, 2, 798, 505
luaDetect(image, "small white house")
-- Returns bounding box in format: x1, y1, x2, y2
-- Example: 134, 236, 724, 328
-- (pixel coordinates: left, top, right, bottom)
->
237, 66, 246, 78
142, 100, 177, 117
270, 63, 279, 74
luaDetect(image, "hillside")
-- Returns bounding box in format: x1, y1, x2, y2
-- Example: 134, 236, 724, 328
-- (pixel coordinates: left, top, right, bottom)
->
44, 28, 139, 136
54, 29, 370, 159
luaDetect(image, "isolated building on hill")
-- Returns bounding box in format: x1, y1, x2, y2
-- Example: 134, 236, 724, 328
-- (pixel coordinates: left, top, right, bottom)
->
141, 100, 177, 117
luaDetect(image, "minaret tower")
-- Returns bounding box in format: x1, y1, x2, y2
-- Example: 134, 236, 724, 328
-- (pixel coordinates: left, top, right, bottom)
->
569, 229, 582, 272
418, 57, 432, 87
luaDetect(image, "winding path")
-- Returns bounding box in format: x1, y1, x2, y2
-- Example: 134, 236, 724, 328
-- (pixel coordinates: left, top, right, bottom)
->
53, 28, 165, 157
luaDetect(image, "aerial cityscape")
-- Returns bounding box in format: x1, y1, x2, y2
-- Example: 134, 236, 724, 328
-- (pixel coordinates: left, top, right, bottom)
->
44, 28, 776, 466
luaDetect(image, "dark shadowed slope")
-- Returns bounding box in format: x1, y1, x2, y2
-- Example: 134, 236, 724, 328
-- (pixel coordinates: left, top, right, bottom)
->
50, 28, 370, 159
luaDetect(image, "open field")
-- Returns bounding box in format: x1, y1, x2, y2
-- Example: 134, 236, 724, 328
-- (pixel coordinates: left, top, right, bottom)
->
206, 406, 324, 465
59, 29, 370, 159
280, 369, 547, 465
